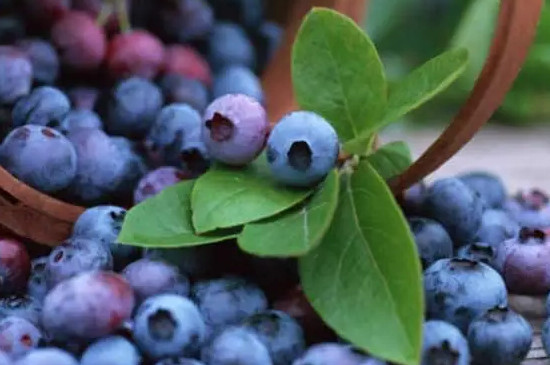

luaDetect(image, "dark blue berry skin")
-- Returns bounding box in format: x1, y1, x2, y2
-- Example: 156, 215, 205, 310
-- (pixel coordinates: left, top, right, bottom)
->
72, 206, 141, 272
101, 77, 163, 138
542, 318, 550, 356
17, 39, 59, 85
12, 86, 70, 128
209, 23, 256, 71
504, 189, 550, 228
27, 257, 48, 302
133, 294, 206, 360
456, 242, 497, 266
81, 336, 141, 365
201, 326, 272, 365
401, 182, 427, 217
467, 306, 532, 365
424, 258, 508, 334
0, 46, 32, 105
475, 209, 519, 246
155, 358, 205, 365
16, 348, 78, 365
57, 109, 103, 134
267, 111, 339, 187
202, 94, 268, 166
213, 66, 264, 102
0, 316, 41, 359
459, 172, 507, 209
292, 343, 368, 365
67, 86, 99, 110
111, 136, 148, 202
242, 310, 306, 365
0, 351, 8, 365
45, 237, 113, 288
422, 320, 470, 365
0, 295, 41, 326
424, 178, 484, 247
156, 0, 214, 42
134, 167, 188, 204
254, 21, 283, 72
0, 125, 77, 193
359, 358, 387, 365
408, 217, 453, 269
159, 74, 209, 112
209, 0, 263, 29
122, 259, 190, 303
192, 277, 268, 338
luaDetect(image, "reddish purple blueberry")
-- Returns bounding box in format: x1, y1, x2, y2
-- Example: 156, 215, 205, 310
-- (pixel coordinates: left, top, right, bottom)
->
134, 167, 189, 204
0, 238, 30, 295
0, 316, 41, 359
17, 39, 59, 85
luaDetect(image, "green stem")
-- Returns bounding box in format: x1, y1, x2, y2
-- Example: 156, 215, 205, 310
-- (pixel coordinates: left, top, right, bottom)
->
115, 0, 131, 33
96, 3, 113, 27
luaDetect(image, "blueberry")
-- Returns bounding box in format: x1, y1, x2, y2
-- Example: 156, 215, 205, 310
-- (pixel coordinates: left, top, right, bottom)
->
0, 295, 41, 327
505, 189, 550, 228
101, 77, 164, 138
0, 351, 8, 365
156, 0, 214, 42
192, 276, 268, 337
213, 66, 264, 102
0, 125, 77, 193
475, 209, 519, 246
456, 242, 497, 266
45, 237, 113, 288
134, 167, 189, 204
459, 171, 507, 209
155, 358, 205, 365
123, 259, 190, 303
242, 310, 306, 365
0, 238, 30, 295
159, 74, 209, 112
424, 178, 484, 246
0, 46, 32, 105
422, 320, 470, 365
202, 94, 268, 166
27, 257, 48, 302
201, 326, 272, 365
65, 128, 126, 205
12, 86, 70, 128
0, 317, 41, 359
467, 306, 532, 365
133, 294, 206, 359
542, 318, 550, 356
72, 206, 141, 272
42, 271, 135, 340
81, 336, 141, 365
424, 258, 507, 333
57, 109, 103, 134
267, 111, 339, 187
15, 348, 78, 365
292, 343, 368, 365
209, 22, 256, 71
358, 358, 387, 365
66, 86, 99, 110
401, 182, 427, 217
110, 136, 148, 202
209, 0, 264, 29
254, 21, 283, 72
408, 217, 453, 269
17, 39, 59, 85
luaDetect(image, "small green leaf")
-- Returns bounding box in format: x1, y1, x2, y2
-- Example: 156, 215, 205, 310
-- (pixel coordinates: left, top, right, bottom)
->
300, 161, 423, 365
292, 8, 386, 142
383, 48, 468, 124
342, 133, 377, 156
118, 181, 239, 248
191, 156, 313, 234
237, 169, 339, 257
367, 141, 412, 180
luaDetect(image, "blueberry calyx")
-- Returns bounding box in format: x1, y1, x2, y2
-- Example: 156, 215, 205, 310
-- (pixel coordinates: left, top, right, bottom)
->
427, 340, 460, 363
206, 112, 234, 142
449, 258, 479, 269
485, 305, 509, 323
181, 148, 208, 174
518, 227, 546, 244
287, 141, 312, 171
109, 210, 126, 222
469, 242, 494, 256
148, 309, 177, 341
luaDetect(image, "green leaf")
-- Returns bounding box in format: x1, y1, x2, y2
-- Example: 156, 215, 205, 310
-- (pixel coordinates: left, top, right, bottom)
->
118, 181, 239, 248
237, 169, 339, 257
383, 48, 468, 124
191, 156, 313, 234
299, 161, 423, 365
342, 133, 377, 156
292, 8, 387, 142
366, 141, 412, 180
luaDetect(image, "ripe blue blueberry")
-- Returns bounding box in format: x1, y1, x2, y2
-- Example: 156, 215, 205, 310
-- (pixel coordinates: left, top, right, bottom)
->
402, 182, 427, 217
475, 209, 519, 246
505, 189, 550, 228
191, 276, 268, 338
133, 294, 206, 360
422, 320, 470, 365
0, 351, 8, 365
212, 65, 264, 102
122, 259, 190, 303
0, 46, 32, 105
0, 295, 41, 327
17, 39, 59, 85
155, 358, 205, 365
0, 316, 41, 359
27, 257, 48, 302
134, 167, 189, 204
267, 111, 339, 187
467, 306, 532, 365
12, 86, 70, 128
81, 336, 141, 365
542, 318, 550, 356
159, 74, 209, 112
111, 136, 148, 201
459, 171, 507, 209
242, 310, 306, 365
57, 109, 103, 134
408, 217, 453, 269
0, 125, 77, 193
292, 343, 368, 365
424, 178, 484, 246
456, 242, 497, 266
15, 348, 78, 365
202, 94, 268, 166
208, 22, 255, 71
209, 0, 264, 29
201, 326, 272, 365
424, 258, 508, 333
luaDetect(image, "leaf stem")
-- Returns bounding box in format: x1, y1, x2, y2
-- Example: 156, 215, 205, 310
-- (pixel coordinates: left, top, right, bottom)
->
115, 0, 131, 33
96, 3, 113, 26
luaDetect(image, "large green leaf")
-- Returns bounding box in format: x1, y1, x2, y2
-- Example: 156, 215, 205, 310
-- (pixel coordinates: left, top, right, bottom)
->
191, 156, 313, 234
367, 141, 412, 180
118, 181, 239, 248
300, 161, 423, 365
237, 169, 339, 257
292, 8, 386, 143
383, 48, 468, 124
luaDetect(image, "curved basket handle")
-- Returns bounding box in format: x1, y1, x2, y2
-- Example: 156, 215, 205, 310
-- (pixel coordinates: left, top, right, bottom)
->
390, 0, 544, 193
